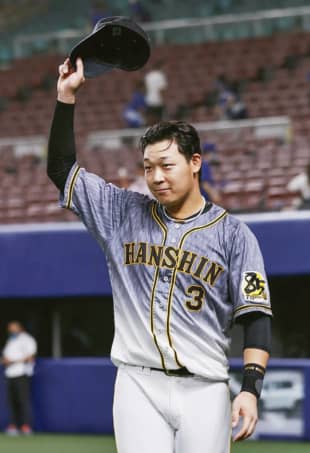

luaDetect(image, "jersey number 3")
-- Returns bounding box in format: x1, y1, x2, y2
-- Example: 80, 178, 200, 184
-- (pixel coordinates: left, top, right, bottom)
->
185, 285, 206, 311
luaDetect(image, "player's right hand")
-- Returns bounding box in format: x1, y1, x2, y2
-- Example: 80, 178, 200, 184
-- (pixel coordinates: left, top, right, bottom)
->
57, 57, 85, 104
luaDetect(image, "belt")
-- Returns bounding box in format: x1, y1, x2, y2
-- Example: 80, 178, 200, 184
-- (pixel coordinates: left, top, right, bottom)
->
150, 366, 194, 377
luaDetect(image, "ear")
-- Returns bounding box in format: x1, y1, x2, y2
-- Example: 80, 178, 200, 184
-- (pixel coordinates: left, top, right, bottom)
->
191, 153, 202, 176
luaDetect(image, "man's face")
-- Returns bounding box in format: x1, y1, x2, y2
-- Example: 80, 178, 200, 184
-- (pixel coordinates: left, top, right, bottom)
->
143, 139, 201, 208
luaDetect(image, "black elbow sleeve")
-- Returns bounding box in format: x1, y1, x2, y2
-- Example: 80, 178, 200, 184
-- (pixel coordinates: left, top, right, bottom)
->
239, 312, 272, 353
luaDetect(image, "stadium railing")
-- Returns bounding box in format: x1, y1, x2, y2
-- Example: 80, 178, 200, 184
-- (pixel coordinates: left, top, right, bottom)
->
87, 115, 291, 149
9, 5, 310, 59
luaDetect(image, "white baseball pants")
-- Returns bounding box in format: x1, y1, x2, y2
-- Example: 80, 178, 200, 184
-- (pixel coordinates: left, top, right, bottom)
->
113, 364, 231, 453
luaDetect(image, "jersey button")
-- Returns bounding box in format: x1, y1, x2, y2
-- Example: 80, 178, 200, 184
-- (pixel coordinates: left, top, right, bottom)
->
175, 224, 180, 229
163, 276, 169, 282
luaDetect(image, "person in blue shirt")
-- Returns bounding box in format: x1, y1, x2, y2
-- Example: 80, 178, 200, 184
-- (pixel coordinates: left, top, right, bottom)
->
123, 80, 147, 128
200, 142, 222, 204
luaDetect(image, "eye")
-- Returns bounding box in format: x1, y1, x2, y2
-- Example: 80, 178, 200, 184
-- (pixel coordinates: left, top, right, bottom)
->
163, 163, 174, 169
144, 166, 151, 172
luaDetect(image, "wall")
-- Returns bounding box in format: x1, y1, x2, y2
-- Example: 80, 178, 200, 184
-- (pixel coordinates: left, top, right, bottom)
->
0, 212, 310, 298
1, 358, 310, 439
0, 358, 116, 434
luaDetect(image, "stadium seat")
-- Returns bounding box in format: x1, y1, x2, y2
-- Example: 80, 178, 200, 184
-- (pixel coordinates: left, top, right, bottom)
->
0, 24, 310, 221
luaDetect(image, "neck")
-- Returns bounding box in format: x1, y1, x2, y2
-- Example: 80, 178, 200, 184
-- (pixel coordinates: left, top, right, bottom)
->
164, 190, 205, 220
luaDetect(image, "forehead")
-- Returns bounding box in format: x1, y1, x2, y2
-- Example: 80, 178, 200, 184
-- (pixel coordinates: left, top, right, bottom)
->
143, 139, 182, 161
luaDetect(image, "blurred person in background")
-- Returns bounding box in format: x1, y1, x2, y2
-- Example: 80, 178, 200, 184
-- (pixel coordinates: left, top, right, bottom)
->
287, 162, 310, 210
128, 0, 151, 22
224, 93, 248, 120
144, 59, 168, 125
123, 80, 147, 128
213, 75, 248, 121
117, 166, 131, 188
90, 1, 111, 26
177, 74, 247, 122
200, 142, 222, 205
1, 321, 37, 436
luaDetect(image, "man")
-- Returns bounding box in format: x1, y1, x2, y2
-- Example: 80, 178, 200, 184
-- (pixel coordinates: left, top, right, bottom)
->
200, 142, 222, 205
47, 58, 272, 453
123, 80, 147, 128
144, 59, 168, 125
287, 162, 310, 210
2, 321, 37, 435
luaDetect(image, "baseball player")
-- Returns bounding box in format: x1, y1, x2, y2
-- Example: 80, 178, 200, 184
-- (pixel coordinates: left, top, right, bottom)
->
47, 58, 272, 453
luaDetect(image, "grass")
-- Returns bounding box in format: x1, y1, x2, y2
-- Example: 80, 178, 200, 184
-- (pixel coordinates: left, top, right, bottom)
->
231, 440, 310, 452
0, 434, 309, 453
0, 434, 116, 453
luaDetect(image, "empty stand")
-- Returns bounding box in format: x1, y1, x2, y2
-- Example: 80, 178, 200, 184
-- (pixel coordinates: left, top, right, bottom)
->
2, 31, 310, 136
0, 31, 310, 222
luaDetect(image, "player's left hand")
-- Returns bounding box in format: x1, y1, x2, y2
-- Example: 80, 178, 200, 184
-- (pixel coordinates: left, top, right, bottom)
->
231, 391, 258, 442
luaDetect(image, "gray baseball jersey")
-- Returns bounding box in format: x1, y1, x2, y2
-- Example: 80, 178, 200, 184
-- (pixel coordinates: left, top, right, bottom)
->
61, 163, 272, 381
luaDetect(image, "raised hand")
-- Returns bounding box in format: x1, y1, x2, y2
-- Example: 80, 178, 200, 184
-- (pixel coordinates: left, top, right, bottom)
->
57, 57, 85, 104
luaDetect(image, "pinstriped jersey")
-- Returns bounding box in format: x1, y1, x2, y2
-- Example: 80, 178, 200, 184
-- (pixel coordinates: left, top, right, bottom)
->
61, 163, 272, 381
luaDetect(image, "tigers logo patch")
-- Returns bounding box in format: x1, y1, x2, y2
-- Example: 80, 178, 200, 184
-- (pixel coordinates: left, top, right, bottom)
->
242, 271, 267, 303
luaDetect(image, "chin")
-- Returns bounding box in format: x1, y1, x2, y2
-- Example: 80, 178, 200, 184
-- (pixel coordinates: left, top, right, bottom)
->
153, 192, 172, 203
161, 198, 179, 209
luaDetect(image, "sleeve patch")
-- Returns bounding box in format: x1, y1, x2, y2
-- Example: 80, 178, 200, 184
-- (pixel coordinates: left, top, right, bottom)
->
241, 271, 268, 303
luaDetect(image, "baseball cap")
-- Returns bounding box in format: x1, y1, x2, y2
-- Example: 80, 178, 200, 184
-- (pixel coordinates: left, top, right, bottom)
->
69, 16, 151, 78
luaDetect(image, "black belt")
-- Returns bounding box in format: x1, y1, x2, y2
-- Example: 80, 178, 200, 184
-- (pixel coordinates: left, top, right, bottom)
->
150, 366, 194, 377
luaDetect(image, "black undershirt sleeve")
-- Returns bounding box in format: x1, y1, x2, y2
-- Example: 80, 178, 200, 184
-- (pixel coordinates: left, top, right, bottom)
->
237, 312, 272, 353
47, 101, 76, 193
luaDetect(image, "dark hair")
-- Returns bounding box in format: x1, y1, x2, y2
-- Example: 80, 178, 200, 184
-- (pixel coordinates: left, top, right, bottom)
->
140, 121, 202, 160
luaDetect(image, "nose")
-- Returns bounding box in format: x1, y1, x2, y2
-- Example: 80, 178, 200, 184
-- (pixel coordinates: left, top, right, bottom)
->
152, 167, 165, 184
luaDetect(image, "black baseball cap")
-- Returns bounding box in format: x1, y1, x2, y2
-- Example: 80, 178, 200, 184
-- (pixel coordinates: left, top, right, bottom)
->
69, 16, 151, 78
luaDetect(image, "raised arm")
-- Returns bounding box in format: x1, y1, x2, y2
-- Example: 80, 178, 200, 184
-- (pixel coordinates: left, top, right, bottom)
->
47, 58, 85, 192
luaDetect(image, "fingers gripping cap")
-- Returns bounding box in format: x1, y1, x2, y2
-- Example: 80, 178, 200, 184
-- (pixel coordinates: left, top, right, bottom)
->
69, 16, 151, 78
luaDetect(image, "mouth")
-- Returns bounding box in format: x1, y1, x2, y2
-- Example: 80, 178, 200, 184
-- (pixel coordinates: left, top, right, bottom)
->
153, 189, 170, 199
154, 188, 171, 196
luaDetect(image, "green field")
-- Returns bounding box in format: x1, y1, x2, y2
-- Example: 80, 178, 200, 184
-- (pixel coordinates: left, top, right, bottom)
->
0, 435, 309, 453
